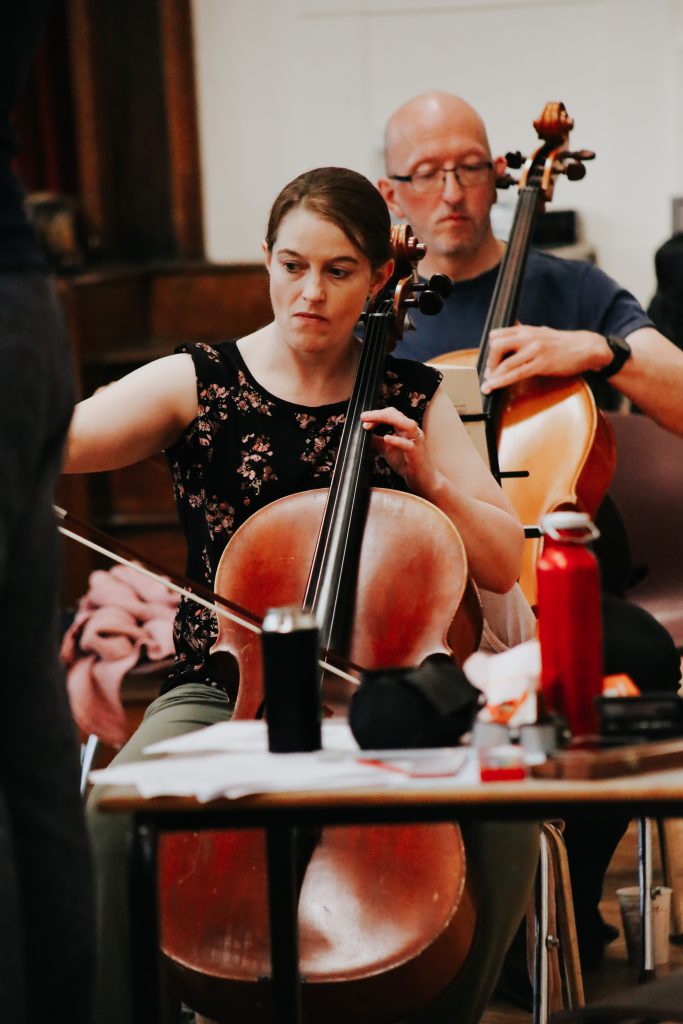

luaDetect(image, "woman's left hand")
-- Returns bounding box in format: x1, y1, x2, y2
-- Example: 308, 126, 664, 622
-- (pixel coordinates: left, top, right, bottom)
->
360, 407, 437, 494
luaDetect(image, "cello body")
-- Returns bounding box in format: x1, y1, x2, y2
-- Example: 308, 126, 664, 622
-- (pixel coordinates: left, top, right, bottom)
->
431, 349, 616, 606
158, 490, 478, 1023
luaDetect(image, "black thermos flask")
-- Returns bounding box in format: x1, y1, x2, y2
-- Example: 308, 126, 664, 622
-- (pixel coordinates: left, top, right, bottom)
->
261, 605, 322, 753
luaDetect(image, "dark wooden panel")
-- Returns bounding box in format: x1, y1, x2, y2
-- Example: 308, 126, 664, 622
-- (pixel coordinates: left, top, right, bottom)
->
66, 0, 201, 261
59, 263, 271, 365
159, 0, 204, 258
58, 269, 149, 362
149, 264, 271, 341
89, 457, 176, 523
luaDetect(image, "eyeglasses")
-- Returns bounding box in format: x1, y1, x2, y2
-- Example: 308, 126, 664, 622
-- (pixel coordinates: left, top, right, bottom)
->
389, 162, 494, 195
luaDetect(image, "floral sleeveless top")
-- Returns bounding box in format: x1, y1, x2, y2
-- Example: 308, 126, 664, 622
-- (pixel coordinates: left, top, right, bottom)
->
162, 340, 442, 695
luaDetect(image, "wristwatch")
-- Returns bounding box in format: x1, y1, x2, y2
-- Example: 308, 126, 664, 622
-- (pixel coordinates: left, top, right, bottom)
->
597, 334, 632, 379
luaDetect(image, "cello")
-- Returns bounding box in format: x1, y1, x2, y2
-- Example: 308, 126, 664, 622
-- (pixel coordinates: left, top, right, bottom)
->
157, 227, 480, 1023
430, 102, 616, 606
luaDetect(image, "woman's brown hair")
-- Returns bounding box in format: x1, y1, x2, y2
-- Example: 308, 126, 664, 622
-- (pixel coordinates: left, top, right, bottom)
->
266, 167, 392, 270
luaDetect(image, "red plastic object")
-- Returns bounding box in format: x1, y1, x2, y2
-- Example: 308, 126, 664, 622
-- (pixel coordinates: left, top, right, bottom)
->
479, 765, 527, 782
478, 745, 527, 782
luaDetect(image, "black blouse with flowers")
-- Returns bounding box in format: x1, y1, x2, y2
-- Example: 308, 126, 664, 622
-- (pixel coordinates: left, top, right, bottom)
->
162, 340, 442, 695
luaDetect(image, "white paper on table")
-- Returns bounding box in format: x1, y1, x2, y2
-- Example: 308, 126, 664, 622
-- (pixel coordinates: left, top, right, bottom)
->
90, 746, 475, 801
90, 751, 386, 801
144, 719, 359, 757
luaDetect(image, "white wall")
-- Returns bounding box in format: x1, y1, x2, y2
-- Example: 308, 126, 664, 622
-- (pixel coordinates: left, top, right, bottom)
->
191, 0, 683, 305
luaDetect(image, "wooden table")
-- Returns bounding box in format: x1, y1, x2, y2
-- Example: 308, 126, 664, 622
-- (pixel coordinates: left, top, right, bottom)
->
98, 767, 683, 1024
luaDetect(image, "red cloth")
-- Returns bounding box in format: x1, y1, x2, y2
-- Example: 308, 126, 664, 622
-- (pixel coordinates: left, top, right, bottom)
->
61, 565, 179, 747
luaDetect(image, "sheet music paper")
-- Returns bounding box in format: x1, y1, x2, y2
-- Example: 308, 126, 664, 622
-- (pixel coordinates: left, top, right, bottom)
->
89, 720, 474, 800
435, 364, 489, 466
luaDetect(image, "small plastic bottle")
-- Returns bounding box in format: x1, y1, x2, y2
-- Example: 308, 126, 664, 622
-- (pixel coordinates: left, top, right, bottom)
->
536, 511, 603, 737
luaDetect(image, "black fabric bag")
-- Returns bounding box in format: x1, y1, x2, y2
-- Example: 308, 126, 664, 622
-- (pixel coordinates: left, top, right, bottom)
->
349, 655, 484, 749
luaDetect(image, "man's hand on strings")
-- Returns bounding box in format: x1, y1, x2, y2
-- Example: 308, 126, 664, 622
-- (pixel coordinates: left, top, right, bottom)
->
481, 325, 610, 392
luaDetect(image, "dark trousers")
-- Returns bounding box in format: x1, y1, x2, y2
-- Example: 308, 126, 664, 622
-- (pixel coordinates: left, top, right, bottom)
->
0, 274, 95, 1022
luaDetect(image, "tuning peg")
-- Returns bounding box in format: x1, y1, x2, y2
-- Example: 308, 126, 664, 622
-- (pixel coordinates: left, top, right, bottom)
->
505, 151, 526, 168
427, 273, 452, 299
496, 173, 518, 190
419, 289, 444, 316
565, 162, 586, 181
561, 149, 595, 162
403, 292, 442, 316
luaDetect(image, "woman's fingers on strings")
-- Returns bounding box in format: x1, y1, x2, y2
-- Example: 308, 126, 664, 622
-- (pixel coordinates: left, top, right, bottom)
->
377, 432, 417, 451
360, 406, 422, 438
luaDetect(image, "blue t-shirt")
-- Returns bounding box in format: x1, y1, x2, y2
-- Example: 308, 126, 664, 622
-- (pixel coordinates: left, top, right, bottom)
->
393, 248, 652, 362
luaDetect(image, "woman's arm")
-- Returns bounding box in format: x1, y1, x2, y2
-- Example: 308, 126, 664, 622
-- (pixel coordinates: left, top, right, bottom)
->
361, 386, 524, 593
64, 353, 199, 473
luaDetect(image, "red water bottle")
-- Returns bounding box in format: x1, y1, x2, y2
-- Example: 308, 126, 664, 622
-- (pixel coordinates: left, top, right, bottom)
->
537, 511, 603, 737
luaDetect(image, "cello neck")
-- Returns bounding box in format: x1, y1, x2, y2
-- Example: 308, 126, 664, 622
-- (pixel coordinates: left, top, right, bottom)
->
477, 184, 542, 396
302, 226, 444, 657
476, 101, 594, 426
303, 307, 391, 655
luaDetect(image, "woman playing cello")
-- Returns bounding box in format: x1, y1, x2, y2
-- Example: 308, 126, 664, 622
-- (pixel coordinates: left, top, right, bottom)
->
65, 166, 538, 1024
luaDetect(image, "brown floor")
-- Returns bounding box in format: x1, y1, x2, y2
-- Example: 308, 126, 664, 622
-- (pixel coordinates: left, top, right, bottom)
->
482, 819, 683, 1023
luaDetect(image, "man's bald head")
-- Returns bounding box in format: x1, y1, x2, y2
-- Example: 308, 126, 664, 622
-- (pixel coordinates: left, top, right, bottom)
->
383, 91, 491, 173
378, 91, 504, 279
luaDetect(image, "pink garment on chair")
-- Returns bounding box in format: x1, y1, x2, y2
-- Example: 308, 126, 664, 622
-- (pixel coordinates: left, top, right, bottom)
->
61, 565, 179, 747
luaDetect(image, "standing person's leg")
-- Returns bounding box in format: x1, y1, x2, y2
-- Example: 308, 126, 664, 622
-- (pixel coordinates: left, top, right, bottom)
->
87, 682, 233, 1024
0, 501, 95, 1022
0, 274, 94, 1022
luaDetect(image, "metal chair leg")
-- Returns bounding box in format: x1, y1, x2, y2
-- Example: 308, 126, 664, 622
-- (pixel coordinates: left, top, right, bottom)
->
534, 823, 585, 1023
80, 733, 100, 797
637, 817, 656, 980
543, 822, 584, 1010
533, 829, 552, 1024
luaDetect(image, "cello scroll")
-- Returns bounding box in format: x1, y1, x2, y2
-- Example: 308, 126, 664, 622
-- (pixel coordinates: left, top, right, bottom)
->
497, 101, 595, 201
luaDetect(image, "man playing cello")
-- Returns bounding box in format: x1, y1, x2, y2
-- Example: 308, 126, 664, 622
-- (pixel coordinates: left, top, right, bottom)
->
378, 89, 682, 988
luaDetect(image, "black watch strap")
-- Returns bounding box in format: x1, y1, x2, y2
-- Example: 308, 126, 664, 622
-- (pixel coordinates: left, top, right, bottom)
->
598, 334, 632, 379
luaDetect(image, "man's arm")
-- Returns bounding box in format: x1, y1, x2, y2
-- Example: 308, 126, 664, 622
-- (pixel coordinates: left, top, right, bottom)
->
481, 324, 683, 436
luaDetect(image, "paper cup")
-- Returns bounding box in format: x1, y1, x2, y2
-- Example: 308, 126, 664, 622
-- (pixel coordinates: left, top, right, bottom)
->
616, 885, 672, 968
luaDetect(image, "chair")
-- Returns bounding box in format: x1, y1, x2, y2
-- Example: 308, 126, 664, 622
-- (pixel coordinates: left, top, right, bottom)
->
605, 413, 683, 969
606, 412, 683, 649
534, 823, 585, 1023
